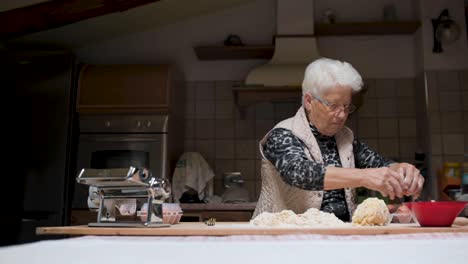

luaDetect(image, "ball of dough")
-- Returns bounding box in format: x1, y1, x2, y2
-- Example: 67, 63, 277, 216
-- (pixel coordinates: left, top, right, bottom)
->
352, 197, 391, 226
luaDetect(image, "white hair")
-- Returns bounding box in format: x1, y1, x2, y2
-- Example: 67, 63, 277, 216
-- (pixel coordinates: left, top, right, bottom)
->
302, 57, 363, 101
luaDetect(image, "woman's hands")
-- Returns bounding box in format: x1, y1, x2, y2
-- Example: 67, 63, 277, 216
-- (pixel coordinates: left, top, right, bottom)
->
361, 163, 424, 200
323, 163, 424, 199
360, 167, 405, 200
390, 163, 425, 199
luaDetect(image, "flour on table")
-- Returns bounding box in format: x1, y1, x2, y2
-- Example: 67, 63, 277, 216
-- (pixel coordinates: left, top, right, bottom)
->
352, 197, 390, 226
250, 208, 348, 227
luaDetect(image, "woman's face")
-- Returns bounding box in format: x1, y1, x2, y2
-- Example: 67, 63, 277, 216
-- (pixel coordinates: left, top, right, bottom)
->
304, 86, 353, 136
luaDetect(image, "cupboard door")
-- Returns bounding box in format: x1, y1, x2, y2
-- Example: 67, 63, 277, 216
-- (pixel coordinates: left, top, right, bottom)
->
78, 64, 170, 112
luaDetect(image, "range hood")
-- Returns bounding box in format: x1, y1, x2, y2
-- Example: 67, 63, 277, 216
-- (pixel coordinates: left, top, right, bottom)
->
245, 0, 320, 87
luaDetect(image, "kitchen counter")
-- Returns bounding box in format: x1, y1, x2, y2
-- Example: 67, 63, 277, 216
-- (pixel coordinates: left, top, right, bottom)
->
36, 222, 468, 236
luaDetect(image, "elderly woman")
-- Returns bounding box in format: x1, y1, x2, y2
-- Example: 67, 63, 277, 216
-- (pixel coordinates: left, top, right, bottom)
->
253, 58, 424, 222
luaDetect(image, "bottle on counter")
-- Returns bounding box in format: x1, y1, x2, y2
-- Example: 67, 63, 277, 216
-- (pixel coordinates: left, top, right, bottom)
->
461, 154, 468, 194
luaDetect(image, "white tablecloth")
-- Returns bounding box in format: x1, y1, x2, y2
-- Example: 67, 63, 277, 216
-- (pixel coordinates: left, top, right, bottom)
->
1, 233, 467, 264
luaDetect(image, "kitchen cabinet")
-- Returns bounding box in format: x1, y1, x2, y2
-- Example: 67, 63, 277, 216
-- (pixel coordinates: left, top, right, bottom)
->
194, 21, 421, 60
77, 64, 184, 114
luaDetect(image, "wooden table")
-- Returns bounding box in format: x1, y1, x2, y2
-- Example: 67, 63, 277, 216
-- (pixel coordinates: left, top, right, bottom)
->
37, 222, 468, 236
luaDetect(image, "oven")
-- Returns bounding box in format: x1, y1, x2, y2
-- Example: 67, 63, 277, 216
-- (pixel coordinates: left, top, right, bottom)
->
72, 114, 169, 209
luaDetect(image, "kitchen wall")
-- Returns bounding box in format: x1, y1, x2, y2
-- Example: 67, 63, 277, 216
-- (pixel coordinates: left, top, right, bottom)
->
426, 70, 468, 195
184, 77, 417, 201
35, 0, 466, 200
76, 0, 417, 79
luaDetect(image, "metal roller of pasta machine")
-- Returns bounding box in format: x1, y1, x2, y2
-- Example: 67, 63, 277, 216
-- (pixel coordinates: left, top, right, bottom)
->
76, 166, 171, 227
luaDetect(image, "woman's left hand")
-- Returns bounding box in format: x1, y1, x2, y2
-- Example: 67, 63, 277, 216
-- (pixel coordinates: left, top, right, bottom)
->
391, 163, 424, 199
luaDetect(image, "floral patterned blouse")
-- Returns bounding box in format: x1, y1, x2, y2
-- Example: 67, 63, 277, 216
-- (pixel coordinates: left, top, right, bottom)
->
263, 125, 393, 222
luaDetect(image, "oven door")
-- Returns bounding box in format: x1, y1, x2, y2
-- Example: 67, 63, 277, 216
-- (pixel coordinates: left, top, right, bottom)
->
72, 133, 167, 209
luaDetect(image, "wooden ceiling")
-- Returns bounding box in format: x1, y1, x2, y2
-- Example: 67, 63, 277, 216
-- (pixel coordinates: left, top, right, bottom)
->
0, 0, 161, 41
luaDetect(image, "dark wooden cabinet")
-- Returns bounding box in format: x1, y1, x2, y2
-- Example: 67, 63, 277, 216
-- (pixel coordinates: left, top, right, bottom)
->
77, 64, 184, 114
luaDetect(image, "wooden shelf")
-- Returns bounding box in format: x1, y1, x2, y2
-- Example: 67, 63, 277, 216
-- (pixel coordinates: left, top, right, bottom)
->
315, 21, 421, 36
194, 45, 274, 60
194, 21, 420, 60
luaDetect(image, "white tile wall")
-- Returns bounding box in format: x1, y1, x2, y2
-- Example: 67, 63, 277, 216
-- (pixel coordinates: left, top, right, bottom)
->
426, 70, 468, 188
442, 134, 464, 155
358, 118, 378, 138
184, 77, 423, 199
378, 119, 398, 138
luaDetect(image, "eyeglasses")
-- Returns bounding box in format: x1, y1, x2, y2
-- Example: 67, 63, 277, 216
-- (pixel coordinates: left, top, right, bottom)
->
313, 95, 356, 114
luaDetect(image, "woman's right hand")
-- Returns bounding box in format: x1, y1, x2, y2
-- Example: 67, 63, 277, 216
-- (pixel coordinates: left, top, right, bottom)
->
361, 167, 405, 200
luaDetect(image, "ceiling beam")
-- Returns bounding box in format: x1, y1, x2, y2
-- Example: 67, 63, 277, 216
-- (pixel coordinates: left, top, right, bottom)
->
0, 0, 161, 41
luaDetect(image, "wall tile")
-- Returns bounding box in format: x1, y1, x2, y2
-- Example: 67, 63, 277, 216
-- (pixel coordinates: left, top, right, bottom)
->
437, 71, 460, 91
215, 119, 234, 139
429, 112, 441, 133
255, 102, 275, 120
234, 105, 256, 120
346, 114, 357, 132
363, 79, 377, 98
465, 113, 468, 134
399, 118, 417, 138
185, 119, 195, 139
195, 101, 215, 119
185, 102, 195, 119
235, 120, 255, 139
357, 98, 378, 117
274, 102, 299, 121
399, 138, 416, 157
426, 72, 439, 112
195, 119, 215, 139
215, 139, 235, 159
430, 155, 443, 178
235, 140, 256, 159
195, 140, 215, 161
214, 159, 235, 180
358, 118, 378, 138
213, 179, 224, 195
440, 112, 464, 133
235, 159, 256, 180
439, 91, 462, 112
465, 134, 468, 153
378, 119, 398, 138
463, 90, 468, 111
186, 81, 196, 102
431, 134, 442, 155
215, 81, 234, 101
184, 139, 195, 152
396, 79, 415, 97
255, 120, 275, 139
215, 100, 234, 119
195, 81, 215, 101
377, 98, 397, 117
460, 71, 468, 91
442, 134, 464, 155
397, 97, 416, 117
376, 79, 396, 98
378, 138, 399, 160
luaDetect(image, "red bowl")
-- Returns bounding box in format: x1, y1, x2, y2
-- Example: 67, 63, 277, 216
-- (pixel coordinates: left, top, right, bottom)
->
403, 201, 468, 227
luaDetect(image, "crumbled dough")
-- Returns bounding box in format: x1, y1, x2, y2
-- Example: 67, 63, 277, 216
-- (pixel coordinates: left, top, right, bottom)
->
251, 208, 348, 227
352, 197, 391, 226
